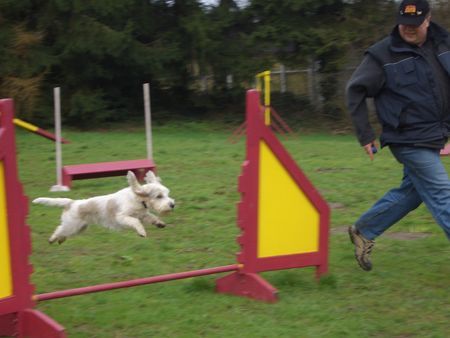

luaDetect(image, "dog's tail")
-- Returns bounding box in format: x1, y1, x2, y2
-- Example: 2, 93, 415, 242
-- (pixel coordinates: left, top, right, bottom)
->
33, 197, 73, 208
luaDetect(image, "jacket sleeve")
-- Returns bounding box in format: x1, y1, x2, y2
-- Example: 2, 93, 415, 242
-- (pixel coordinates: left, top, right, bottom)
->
346, 54, 385, 146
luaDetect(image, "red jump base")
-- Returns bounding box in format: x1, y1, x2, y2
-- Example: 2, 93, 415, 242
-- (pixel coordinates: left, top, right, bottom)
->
216, 272, 278, 303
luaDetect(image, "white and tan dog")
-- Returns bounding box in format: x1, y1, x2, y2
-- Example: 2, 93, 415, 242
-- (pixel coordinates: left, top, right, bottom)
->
33, 170, 175, 244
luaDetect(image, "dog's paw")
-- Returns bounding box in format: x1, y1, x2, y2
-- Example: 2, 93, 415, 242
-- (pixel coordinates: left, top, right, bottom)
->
48, 236, 66, 245
153, 220, 166, 228
137, 229, 147, 237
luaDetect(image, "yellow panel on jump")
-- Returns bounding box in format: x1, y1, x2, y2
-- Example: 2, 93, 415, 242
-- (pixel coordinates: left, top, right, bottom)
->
0, 162, 13, 299
258, 141, 319, 258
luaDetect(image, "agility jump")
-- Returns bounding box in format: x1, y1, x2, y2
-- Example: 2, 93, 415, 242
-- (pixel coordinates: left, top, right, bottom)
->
0, 90, 329, 337
51, 84, 156, 190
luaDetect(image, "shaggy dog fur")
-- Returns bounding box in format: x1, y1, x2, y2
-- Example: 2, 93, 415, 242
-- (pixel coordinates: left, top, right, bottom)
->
33, 170, 175, 244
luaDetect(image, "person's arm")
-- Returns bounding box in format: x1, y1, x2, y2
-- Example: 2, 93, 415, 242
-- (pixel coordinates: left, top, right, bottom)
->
346, 54, 385, 154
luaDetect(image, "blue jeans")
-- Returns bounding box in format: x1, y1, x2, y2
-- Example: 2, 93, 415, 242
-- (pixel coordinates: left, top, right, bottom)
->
355, 146, 450, 240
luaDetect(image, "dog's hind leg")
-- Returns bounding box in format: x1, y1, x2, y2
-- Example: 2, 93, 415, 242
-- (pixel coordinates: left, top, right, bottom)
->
48, 221, 88, 244
116, 215, 147, 237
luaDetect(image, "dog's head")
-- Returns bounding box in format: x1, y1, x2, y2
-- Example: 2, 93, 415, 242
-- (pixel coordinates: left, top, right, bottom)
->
127, 171, 175, 214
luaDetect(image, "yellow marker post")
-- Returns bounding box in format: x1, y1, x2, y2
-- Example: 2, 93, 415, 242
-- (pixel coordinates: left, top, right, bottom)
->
255, 71, 271, 126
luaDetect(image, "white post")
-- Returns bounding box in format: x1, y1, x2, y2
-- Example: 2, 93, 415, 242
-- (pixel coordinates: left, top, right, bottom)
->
226, 74, 233, 89
143, 83, 153, 160
50, 87, 69, 191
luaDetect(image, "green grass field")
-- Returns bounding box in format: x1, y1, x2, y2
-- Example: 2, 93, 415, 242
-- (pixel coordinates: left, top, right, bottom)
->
13, 122, 450, 337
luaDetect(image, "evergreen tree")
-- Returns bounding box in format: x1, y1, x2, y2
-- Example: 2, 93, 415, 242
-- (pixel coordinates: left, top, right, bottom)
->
0, 0, 49, 119
0, 0, 416, 125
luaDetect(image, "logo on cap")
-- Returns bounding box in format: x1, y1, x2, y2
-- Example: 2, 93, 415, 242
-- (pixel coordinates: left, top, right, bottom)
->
405, 5, 416, 14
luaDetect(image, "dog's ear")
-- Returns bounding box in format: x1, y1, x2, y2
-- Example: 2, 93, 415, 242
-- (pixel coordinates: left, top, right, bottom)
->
127, 171, 146, 196
127, 171, 136, 183
144, 170, 161, 184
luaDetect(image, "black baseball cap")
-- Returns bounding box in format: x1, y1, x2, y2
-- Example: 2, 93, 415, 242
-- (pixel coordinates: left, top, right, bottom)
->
397, 0, 430, 26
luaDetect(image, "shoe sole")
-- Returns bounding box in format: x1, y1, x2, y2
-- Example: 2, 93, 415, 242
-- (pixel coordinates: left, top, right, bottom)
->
348, 227, 372, 271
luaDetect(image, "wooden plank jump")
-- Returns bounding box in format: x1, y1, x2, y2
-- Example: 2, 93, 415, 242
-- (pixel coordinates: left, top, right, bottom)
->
62, 159, 156, 188
51, 84, 155, 190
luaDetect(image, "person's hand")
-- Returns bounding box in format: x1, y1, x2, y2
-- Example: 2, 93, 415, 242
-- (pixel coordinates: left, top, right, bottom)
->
363, 141, 378, 161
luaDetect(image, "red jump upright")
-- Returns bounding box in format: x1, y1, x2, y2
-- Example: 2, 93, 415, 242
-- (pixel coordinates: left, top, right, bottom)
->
0, 99, 66, 338
216, 90, 330, 302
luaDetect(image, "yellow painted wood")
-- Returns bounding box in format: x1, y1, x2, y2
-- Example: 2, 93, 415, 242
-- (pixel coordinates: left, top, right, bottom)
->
0, 162, 13, 299
257, 141, 319, 257
264, 74, 271, 126
13, 118, 38, 132
255, 71, 272, 126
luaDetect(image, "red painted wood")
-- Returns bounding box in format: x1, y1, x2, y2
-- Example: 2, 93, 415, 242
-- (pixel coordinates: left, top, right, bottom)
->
0, 99, 35, 316
0, 313, 17, 337
246, 90, 329, 275
0, 99, 65, 338
35, 265, 239, 301
62, 159, 156, 187
270, 107, 295, 135
20, 309, 66, 338
228, 105, 295, 143
216, 272, 278, 303
217, 90, 330, 299
35, 128, 70, 144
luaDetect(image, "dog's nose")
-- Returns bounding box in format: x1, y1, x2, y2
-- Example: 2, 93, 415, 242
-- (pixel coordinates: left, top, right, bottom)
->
170, 201, 175, 209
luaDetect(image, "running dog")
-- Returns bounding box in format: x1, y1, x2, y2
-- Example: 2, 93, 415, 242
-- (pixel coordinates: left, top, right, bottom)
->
33, 170, 175, 244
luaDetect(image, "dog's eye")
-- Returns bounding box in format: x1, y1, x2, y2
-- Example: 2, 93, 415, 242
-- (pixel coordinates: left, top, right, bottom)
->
156, 194, 163, 199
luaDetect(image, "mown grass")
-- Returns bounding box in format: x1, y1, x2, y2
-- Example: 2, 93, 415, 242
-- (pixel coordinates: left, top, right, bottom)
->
14, 122, 450, 338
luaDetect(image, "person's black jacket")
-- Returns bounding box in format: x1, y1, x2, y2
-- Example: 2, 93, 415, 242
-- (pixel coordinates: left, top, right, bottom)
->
346, 22, 450, 148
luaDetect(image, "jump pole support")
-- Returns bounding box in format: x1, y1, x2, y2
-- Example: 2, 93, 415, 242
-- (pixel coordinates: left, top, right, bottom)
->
143, 83, 153, 160
50, 87, 69, 192
217, 89, 330, 300
0, 98, 67, 338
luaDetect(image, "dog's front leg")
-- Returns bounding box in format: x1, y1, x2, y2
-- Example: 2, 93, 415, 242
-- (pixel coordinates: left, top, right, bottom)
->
116, 215, 147, 237
142, 213, 166, 228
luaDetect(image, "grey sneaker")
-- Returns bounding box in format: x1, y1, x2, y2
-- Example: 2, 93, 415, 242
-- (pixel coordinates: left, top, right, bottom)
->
348, 226, 375, 271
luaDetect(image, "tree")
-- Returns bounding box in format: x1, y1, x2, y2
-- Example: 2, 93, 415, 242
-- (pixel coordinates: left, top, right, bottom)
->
0, 0, 49, 119
0, 0, 410, 126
